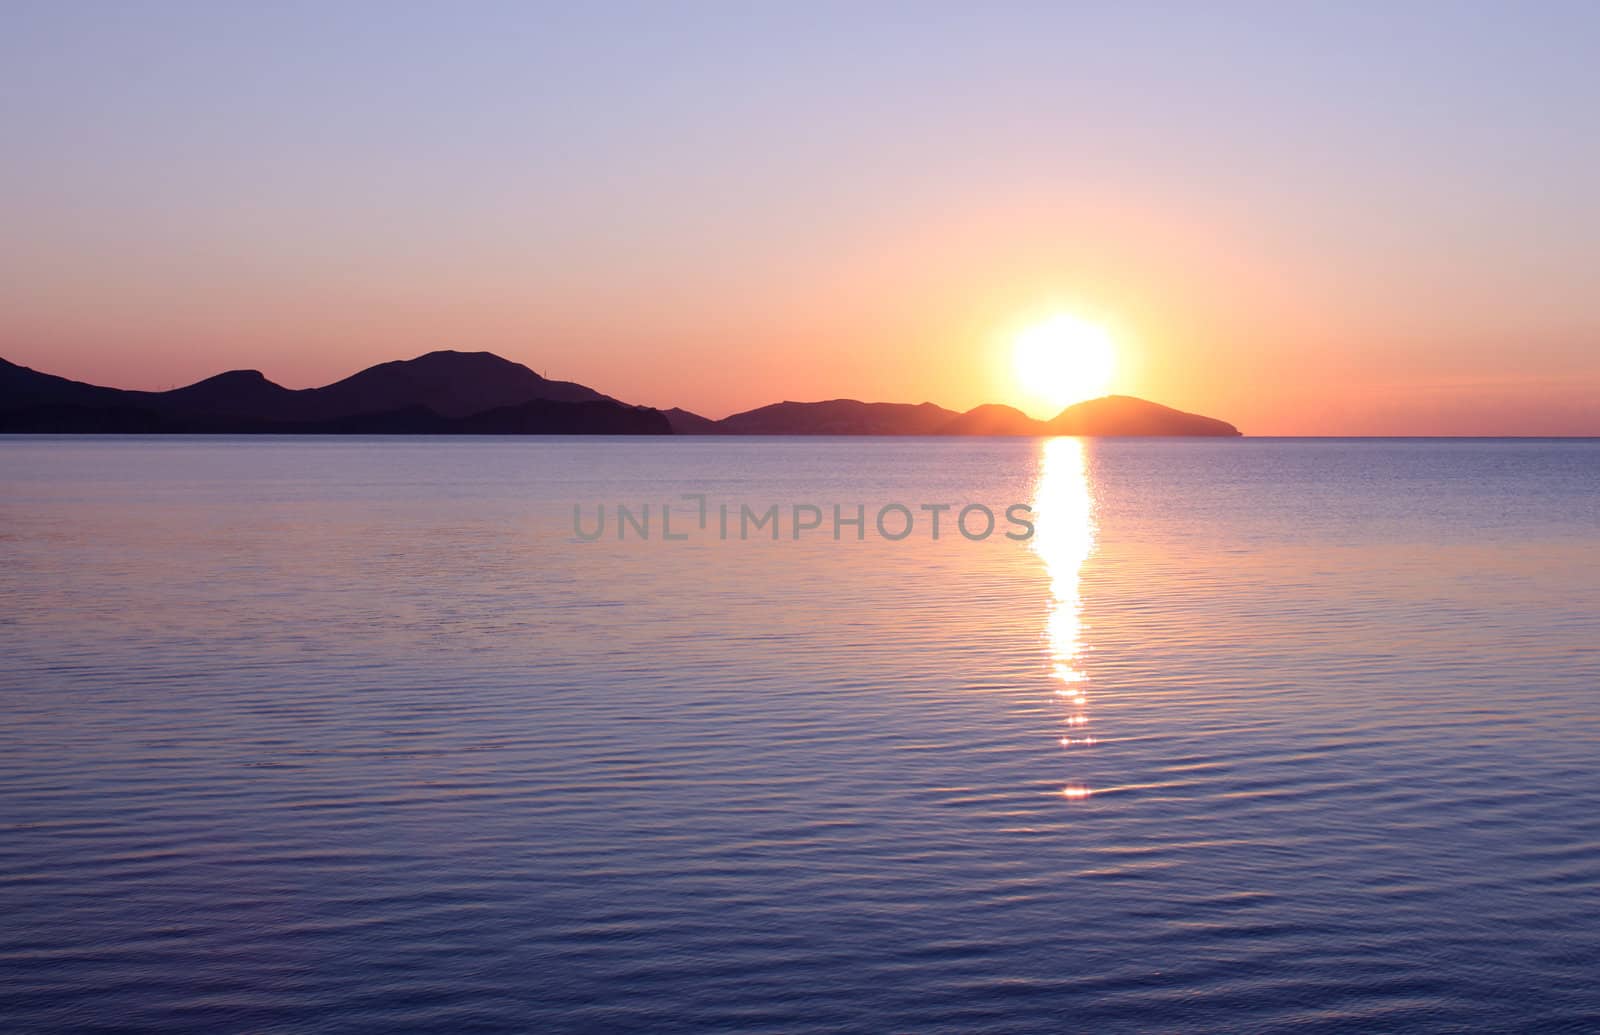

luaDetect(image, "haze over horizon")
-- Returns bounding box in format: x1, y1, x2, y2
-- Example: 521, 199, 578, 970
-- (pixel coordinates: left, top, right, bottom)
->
4, 2, 1598, 434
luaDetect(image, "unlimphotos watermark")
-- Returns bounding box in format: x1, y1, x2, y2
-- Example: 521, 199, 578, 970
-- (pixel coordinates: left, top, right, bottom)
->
573, 494, 1034, 542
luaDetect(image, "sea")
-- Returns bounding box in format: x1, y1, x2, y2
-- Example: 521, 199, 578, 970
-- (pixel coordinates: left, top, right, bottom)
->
2, 436, 1598, 1032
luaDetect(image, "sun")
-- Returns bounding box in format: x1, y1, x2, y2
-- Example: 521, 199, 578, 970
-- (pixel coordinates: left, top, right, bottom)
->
1013, 314, 1116, 412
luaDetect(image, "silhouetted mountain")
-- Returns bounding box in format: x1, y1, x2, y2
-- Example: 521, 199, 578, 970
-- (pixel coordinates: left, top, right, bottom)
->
458, 398, 669, 435
674, 395, 1238, 436
0, 352, 668, 435
283, 399, 671, 435
133, 350, 612, 423
1046, 395, 1240, 436
0, 352, 1240, 436
935, 404, 1046, 436
0, 402, 170, 433
302, 350, 608, 419
716, 400, 961, 435
146, 369, 299, 421
1, 357, 123, 409
663, 407, 719, 434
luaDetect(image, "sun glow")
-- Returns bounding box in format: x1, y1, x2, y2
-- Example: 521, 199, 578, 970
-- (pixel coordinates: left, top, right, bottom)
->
1013, 314, 1116, 412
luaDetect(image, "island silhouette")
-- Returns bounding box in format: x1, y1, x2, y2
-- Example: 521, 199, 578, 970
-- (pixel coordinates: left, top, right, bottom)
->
0, 350, 1241, 436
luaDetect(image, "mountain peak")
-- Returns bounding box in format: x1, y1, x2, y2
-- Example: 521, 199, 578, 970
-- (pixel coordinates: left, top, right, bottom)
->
1, 351, 1241, 437
1049, 395, 1240, 436
310, 349, 607, 418
195, 369, 271, 385
936, 403, 1044, 436
717, 398, 962, 435
406, 348, 520, 366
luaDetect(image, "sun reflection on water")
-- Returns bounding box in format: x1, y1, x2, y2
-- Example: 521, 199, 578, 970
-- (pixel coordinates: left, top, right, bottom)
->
1032, 438, 1098, 799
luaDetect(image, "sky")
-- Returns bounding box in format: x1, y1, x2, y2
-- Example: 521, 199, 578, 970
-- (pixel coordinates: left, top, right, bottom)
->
3, 1, 1597, 434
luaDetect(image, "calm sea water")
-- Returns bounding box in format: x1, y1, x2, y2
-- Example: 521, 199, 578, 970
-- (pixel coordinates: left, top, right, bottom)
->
2, 436, 1598, 1033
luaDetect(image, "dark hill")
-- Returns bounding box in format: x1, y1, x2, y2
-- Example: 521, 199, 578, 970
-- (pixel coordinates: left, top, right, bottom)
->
0, 357, 123, 409
717, 399, 960, 435
0, 352, 1241, 437
283, 399, 671, 435
146, 369, 300, 421
685, 395, 1238, 436
663, 407, 720, 434
303, 350, 608, 419
1046, 395, 1240, 436
936, 404, 1046, 436
458, 398, 669, 435
0, 351, 667, 435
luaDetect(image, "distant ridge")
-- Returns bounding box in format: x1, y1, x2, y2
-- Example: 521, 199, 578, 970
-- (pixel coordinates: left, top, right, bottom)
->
675, 396, 1239, 436
716, 399, 960, 436
0, 351, 1241, 436
0, 352, 669, 435
936, 404, 1045, 436
662, 407, 720, 434
1047, 395, 1240, 437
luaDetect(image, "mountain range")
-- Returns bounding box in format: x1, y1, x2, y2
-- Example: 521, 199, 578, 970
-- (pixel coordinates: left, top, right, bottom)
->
0, 351, 1241, 437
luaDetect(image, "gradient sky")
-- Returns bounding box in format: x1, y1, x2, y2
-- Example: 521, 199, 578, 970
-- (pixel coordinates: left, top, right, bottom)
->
3, 1, 1597, 434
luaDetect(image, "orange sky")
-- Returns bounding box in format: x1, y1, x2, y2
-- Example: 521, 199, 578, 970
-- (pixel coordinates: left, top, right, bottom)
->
3, 5, 1597, 435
